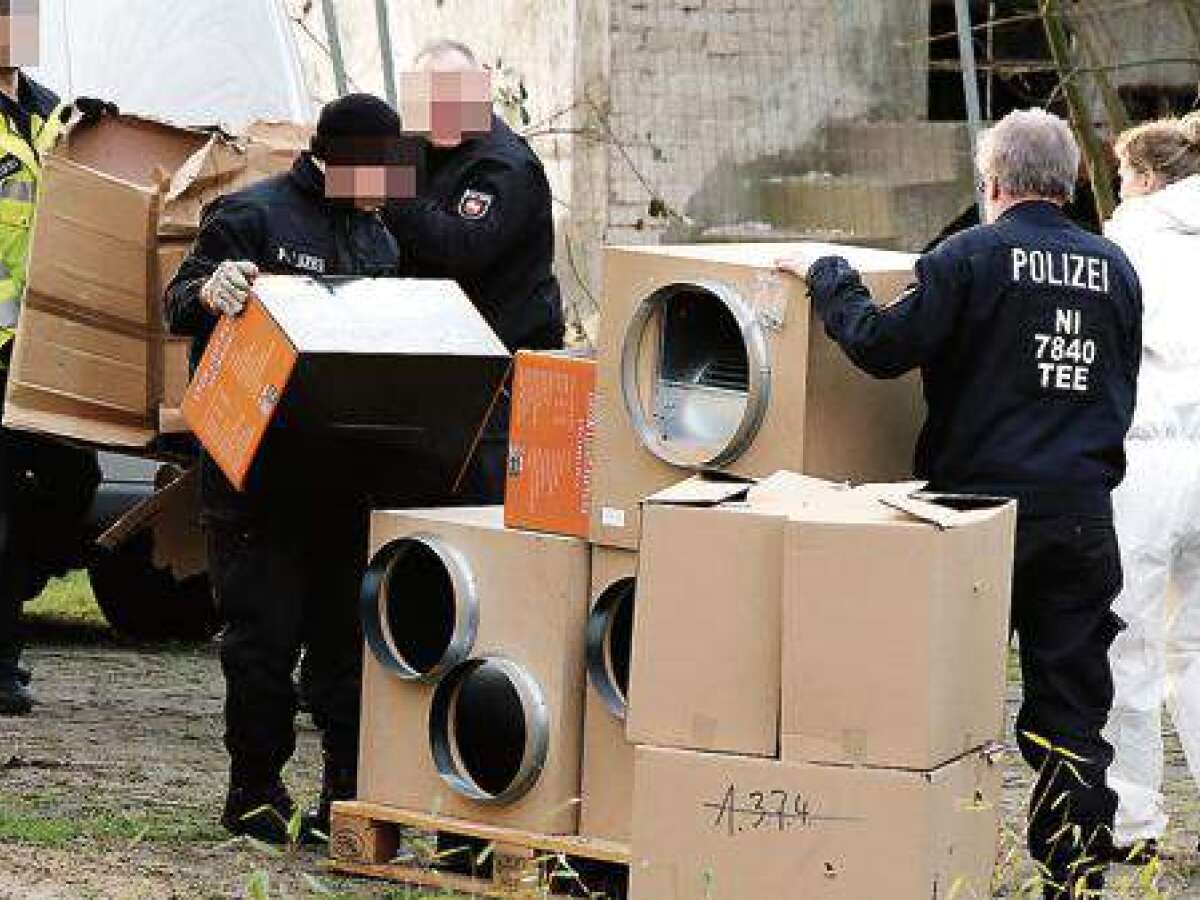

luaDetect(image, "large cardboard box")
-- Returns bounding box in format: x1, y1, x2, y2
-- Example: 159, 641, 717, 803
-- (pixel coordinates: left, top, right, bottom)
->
781, 487, 1016, 770
579, 545, 638, 844
182, 275, 510, 500
626, 472, 840, 758
591, 242, 924, 550
630, 745, 1002, 900
357, 507, 590, 835
4, 115, 304, 447
627, 475, 1015, 767
504, 350, 596, 539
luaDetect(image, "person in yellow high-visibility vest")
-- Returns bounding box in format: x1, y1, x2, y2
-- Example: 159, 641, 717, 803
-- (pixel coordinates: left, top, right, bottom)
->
0, 0, 111, 716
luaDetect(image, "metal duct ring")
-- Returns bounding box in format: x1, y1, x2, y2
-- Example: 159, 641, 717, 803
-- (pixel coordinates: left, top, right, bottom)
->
429, 657, 550, 805
586, 577, 636, 720
360, 534, 479, 682
620, 279, 771, 469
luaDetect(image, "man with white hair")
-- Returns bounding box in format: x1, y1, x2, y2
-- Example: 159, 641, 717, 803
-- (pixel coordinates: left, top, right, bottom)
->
779, 109, 1142, 898
386, 39, 564, 503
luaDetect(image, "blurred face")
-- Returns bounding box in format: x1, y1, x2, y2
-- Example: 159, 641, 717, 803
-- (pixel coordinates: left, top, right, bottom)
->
321, 137, 421, 211
1117, 156, 1162, 202
400, 62, 492, 149
0, 0, 39, 69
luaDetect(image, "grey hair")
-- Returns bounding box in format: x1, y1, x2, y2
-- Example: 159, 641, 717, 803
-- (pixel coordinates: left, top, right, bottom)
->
975, 108, 1081, 202
414, 39, 478, 68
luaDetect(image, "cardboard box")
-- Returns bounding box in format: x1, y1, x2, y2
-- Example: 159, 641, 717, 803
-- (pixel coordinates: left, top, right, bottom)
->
780, 487, 1016, 770
3, 114, 303, 448
357, 507, 590, 834
627, 474, 1016, 767
160, 335, 192, 411
504, 350, 596, 539
630, 745, 1002, 900
591, 242, 925, 550
626, 472, 840, 757
181, 275, 510, 497
579, 545, 638, 844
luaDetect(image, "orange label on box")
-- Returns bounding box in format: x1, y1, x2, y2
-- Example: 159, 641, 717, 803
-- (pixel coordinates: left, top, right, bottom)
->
181, 296, 298, 490
504, 351, 596, 539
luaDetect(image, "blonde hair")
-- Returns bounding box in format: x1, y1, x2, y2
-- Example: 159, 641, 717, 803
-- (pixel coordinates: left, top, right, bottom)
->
1115, 113, 1200, 183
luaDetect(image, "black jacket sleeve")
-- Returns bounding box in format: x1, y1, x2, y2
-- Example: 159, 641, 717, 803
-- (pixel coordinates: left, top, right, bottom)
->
163, 198, 267, 337
808, 242, 970, 379
383, 160, 539, 276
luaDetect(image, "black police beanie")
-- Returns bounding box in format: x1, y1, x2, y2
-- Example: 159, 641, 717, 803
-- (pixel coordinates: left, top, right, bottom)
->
311, 93, 402, 162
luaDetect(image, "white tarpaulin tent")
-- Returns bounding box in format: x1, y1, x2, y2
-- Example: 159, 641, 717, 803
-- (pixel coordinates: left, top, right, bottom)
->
29, 0, 314, 129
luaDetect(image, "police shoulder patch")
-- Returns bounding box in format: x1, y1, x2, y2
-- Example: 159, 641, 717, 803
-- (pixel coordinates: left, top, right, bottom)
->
458, 188, 494, 220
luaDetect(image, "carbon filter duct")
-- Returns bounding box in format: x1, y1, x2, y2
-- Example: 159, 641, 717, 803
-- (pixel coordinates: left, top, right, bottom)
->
360, 535, 479, 682
430, 657, 550, 804
586, 577, 636, 719
621, 281, 771, 469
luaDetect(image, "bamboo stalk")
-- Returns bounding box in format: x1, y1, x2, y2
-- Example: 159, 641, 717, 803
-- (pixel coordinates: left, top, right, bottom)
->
1070, 0, 1131, 133
1041, 0, 1118, 220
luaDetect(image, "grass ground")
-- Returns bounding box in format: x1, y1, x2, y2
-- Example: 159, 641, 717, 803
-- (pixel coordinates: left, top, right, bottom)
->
3, 575, 1199, 897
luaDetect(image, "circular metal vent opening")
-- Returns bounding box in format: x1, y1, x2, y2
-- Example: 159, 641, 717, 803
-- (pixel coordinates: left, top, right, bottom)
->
586, 577, 636, 719
430, 657, 550, 804
360, 536, 478, 682
621, 280, 771, 469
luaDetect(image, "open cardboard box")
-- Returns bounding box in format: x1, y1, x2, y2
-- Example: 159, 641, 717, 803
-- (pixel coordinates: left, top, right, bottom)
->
182, 275, 511, 504
627, 472, 1015, 769
3, 114, 305, 449
626, 471, 842, 758
630, 744, 1002, 900
780, 485, 1016, 769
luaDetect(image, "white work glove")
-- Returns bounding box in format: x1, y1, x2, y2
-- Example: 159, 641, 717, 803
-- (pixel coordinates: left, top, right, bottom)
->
201, 260, 259, 317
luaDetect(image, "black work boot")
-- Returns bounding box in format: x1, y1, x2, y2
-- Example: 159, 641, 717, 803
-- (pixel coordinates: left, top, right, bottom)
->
221, 778, 296, 845
301, 757, 357, 843
0, 675, 32, 716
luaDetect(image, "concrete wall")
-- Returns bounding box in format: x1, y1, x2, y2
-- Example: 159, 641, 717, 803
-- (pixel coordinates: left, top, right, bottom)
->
285, 0, 935, 336
603, 0, 931, 246
286, 0, 594, 331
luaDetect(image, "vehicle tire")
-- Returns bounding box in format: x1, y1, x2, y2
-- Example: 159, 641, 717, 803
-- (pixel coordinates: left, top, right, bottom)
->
87, 532, 218, 642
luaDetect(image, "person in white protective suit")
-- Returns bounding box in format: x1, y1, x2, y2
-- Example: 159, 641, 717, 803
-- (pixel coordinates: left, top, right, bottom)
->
1104, 112, 1200, 860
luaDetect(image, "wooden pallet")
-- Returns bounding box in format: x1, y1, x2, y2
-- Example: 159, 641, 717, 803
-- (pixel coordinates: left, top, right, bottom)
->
328, 800, 631, 899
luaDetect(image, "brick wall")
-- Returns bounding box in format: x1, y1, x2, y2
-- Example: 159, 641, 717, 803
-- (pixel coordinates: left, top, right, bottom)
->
602, 0, 930, 247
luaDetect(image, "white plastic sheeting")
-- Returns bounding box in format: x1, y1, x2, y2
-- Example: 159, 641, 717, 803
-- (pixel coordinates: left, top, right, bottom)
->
29, 0, 314, 129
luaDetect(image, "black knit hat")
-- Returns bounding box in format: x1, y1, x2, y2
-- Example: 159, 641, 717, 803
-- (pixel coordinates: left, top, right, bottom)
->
311, 93, 404, 165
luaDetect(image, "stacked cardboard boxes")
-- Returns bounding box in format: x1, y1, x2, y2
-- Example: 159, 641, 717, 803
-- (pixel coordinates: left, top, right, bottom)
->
626, 475, 1015, 898
337, 242, 1016, 899
3, 114, 307, 448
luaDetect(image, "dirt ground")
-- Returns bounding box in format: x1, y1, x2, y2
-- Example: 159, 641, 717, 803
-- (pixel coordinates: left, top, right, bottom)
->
1, 611, 1200, 898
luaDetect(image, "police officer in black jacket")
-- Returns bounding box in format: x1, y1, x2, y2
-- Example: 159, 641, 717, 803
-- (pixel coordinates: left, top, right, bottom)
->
384, 40, 565, 502
164, 94, 408, 843
778, 109, 1142, 899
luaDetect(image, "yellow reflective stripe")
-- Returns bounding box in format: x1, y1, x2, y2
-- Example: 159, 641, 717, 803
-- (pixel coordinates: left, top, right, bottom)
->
31, 103, 68, 155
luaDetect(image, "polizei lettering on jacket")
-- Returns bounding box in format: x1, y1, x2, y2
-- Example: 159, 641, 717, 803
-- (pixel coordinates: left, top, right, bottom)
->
276, 245, 327, 275
1012, 248, 1110, 294
1014, 248, 1109, 396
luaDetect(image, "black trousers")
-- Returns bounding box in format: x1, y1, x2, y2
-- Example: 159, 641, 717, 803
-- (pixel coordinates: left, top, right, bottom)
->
457, 391, 509, 506
1012, 514, 1123, 895
203, 457, 368, 787
0, 376, 100, 679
